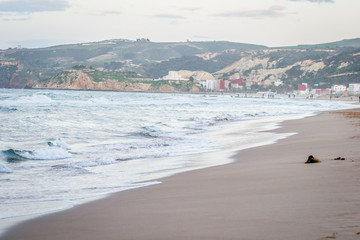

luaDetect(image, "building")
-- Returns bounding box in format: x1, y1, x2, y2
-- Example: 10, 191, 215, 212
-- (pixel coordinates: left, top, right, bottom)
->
331, 84, 347, 94
296, 83, 311, 96
227, 78, 243, 90
217, 79, 225, 91
273, 79, 283, 87
313, 89, 331, 96
205, 79, 217, 91
162, 71, 189, 81
297, 83, 310, 91
348, 83, 360, 95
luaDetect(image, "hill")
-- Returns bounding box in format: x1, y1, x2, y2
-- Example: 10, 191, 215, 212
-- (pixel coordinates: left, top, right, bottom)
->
285, 38, 360, 49
0, 38, 360, 92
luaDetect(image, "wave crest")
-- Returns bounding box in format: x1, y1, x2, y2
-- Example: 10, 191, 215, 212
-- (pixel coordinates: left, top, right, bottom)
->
47, 138, 69, 149
138, 126, 164, 138
1, 94, 54, 107
2, 148, 72, 161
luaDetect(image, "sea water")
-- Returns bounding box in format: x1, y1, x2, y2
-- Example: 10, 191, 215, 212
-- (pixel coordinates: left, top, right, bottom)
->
0, 89, 354, 234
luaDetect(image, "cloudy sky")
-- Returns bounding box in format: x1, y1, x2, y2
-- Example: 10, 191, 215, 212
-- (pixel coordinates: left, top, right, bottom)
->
0, 0, 359, 49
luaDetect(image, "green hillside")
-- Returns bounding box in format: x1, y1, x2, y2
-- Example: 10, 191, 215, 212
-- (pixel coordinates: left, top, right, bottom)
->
1, 38, 360, 92
285, 38, 360, 49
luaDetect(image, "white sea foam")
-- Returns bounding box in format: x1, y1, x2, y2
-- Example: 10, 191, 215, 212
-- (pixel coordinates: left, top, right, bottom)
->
59, 157, 117, 169
17, 148, 72, 160
48, 138, 69, 150
85, 97, 114, 106
0, 164, 12, 173
1, 95, 54, 107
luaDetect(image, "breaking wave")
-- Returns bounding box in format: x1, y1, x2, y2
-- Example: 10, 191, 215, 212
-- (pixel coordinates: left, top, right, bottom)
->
0, 94, 54, 107
2, 148, 72, 161
137, 126, 166, 138
47, 138, 70, 149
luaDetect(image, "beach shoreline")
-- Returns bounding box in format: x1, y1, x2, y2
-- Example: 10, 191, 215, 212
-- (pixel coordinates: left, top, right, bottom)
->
1, 108, 360, 240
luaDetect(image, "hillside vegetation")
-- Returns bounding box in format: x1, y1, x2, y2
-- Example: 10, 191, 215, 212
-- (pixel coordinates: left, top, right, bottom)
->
1, 38, 360, 92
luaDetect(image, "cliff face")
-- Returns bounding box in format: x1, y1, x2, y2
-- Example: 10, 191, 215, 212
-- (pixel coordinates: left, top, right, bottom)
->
216, 51, 327, 87
33, 69, 200, 92
35, 71, 152, 91
214, 48, 360, 89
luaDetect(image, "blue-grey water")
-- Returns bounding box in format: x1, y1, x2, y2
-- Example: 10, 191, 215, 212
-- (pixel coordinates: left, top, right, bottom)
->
0, 89, 354, 234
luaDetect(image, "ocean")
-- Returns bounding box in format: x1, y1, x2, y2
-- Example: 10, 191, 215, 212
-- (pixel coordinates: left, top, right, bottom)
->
0, 89, 354, 234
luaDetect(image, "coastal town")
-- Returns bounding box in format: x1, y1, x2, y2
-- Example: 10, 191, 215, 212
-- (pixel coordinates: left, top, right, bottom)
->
159, 70, 360, 99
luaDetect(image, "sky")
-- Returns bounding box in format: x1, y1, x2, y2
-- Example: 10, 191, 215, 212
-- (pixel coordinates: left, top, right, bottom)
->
0, 0, 359, 49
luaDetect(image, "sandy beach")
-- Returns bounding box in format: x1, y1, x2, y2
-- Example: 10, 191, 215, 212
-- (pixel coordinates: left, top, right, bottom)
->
1, 109, 360, 240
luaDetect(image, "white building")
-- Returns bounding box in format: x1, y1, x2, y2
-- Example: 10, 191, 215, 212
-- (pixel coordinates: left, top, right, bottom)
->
349, 83, 360, 94
205, 79, 217, 91
273, 79, 283, 87
162, 70, 215, 82
331, 84, 347, 93
162, 71, 189, 81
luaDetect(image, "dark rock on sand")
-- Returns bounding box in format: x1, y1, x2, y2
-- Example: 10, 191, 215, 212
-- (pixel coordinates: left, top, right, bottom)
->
305, 155, 321, 164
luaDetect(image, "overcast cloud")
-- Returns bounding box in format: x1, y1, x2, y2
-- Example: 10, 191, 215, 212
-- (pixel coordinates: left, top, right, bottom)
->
0, 0, 358, 49
0, 0, 70, 13
289, 0, 334, 3
215, 5, 289, 19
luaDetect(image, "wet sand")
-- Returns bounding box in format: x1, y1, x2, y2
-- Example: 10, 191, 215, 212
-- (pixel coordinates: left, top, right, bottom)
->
2, 109, 360, 240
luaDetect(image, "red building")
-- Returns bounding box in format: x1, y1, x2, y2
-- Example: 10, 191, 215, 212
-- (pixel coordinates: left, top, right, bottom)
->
217, 79, 225, 91
228, 78, 243, 86
315, 89, 329, 95
227, 78, 243, 90
297, 83, 310, 91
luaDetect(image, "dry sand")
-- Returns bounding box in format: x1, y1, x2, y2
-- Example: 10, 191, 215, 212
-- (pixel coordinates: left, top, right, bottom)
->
1, 109, 360, 240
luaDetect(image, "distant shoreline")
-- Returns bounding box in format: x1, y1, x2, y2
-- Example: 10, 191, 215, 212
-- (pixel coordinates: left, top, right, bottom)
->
3, 87, 358, 102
